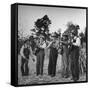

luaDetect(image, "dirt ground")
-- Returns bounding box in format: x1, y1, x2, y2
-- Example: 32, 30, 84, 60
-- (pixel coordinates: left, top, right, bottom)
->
18, 49, 86, 85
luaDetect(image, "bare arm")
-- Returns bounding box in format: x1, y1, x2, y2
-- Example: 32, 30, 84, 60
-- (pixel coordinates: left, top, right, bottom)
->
46, 41, 53, 49
60, 40, 69, 45
20, 45, 26, 59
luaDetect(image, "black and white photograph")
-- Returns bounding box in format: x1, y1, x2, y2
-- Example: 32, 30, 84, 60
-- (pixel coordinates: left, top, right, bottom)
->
17, 4, 87, 86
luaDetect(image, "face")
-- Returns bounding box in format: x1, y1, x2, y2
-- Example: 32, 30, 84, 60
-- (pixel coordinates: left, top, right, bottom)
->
53, 37, 57, 42
71, 33, 75, 38
40, 37, 44, 42
24, 43, 27, 48
26, 41, 30, 47
63, 36, 66, 40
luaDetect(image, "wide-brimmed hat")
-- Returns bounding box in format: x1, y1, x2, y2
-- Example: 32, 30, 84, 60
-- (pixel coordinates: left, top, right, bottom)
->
51, 32, 58, 38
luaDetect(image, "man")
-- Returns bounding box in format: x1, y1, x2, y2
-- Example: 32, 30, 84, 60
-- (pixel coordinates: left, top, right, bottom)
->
20, 40, 31, 76
60, 34, 70, 78
36, 36, 46, 76
47, 35, 58, 77
70, 29, 81, 81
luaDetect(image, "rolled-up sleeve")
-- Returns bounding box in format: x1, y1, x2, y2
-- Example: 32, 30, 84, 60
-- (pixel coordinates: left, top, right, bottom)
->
41, 43, 46, 48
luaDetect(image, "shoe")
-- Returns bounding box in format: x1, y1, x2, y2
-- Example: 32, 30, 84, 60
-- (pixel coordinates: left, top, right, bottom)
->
64, 75, 69, 78
51, 74, 55, 77
73, 77, 79, 82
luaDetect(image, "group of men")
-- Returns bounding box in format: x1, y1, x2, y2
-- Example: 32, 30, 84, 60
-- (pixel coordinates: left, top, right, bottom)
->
20, 27, 81, 82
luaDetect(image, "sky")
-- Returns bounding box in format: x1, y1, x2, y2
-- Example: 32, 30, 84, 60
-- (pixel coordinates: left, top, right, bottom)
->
18, 5, 86, 38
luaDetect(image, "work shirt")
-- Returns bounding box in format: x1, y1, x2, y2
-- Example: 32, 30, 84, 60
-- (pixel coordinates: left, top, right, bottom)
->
20, 44, 33, 59
72, 36, 81, 47
39, 41, 46, 49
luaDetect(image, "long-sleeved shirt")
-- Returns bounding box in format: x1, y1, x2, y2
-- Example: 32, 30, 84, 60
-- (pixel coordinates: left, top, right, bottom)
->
72, 37, 81, 47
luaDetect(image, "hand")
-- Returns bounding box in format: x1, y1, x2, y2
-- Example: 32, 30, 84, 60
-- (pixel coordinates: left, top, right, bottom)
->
60, 41, 63, 43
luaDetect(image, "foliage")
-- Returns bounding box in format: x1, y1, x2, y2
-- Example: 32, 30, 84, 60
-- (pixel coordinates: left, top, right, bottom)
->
63, 22, 80, 37
31, 15, 51, 40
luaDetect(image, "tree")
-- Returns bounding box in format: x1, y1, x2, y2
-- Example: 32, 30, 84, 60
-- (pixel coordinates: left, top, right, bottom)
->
63, 22, 80, 37
31, 15, 51, 40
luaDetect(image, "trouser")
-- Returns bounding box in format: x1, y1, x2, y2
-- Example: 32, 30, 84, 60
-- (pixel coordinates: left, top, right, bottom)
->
21, 57, 29, 76
36, 49, 45, 76
48, 47, 58, 77
70, 46, 79, 81
62, 49, 69, 78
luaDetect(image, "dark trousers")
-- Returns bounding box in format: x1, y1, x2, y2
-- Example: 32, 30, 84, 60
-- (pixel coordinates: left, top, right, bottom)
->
70, 46, 79, 81
21, 57, 29, 76
48, 47, 58, 77
36, 49, 45, 76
